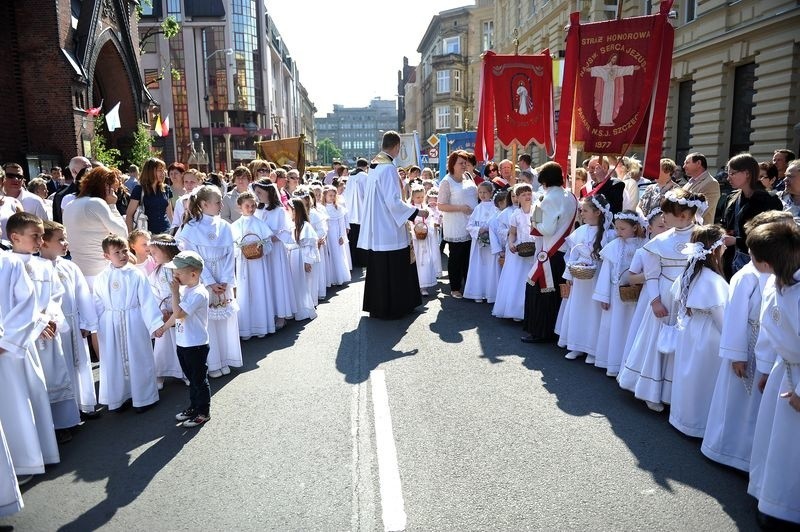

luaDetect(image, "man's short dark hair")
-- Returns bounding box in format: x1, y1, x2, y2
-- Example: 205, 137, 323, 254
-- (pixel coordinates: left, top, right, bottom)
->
518, 154, 532, 165
538, 162, 564, 187
687, 152, 708, 170
356, 158, 369, 169
381, 131, 401, 151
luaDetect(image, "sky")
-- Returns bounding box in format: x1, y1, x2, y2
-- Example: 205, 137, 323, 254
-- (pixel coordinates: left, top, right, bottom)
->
265, 0, 473, 117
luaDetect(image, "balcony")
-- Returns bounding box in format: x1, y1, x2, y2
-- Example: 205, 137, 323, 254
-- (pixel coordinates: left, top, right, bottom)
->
431, 52, 467, 68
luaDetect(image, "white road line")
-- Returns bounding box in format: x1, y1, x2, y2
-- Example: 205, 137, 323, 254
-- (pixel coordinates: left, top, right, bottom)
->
370, 369, 407, 532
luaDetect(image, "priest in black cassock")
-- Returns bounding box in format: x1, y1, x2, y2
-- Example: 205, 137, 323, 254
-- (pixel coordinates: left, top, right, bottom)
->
357, 131, 429, 319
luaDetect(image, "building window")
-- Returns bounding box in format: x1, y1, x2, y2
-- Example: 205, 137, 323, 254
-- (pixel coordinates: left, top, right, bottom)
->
529, 1, 537, 17
437, 70, 450, 94
442, 36, 460, 55
643, 0, 653, 15
675, 79, 694, 164
140, 1, 154, 16
452, 106, 463, 129
139, 29, 157, 53
482, 20, 494, 51
166, 0, 181, 21
686, 0, 696, 22
730, 62, 756, 158
144, 69, 160, 89
436, 105, 450, 130
453, 70, 462, 94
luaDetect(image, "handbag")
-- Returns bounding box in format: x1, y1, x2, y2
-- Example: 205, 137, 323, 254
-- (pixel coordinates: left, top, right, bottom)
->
133, 204, 148, 231
656, 323, 679, 356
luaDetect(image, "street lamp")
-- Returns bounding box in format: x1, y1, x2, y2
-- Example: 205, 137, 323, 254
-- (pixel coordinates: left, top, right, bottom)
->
204, 46, 233, 172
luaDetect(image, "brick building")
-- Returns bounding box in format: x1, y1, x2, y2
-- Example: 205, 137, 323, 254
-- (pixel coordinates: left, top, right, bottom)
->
0, 0, 150, 176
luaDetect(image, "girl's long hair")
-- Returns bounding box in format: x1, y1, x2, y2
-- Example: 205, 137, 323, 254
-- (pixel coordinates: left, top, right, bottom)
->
291, 197, 310, 242
140, 158, 167, 195
684, 224, 725, 292
583, 194, 610, 260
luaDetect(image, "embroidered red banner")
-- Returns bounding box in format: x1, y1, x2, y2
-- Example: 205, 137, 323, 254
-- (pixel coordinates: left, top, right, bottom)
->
555, 1, 674, 178
475, 50, 555, 162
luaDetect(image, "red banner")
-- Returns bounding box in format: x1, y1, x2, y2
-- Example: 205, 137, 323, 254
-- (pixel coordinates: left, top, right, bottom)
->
555, 1, 674, 178
475, 51, 555, 162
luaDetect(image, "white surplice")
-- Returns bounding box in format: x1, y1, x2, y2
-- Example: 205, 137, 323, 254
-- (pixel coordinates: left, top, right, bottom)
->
287, 221, 320, 321
177, 214, 243, 372
325, 204, 352, 286
410, 202, 442, 289
492, 207, 535, 320
464, 200, 499, 302
357, 155, 417, 252
257, 207, 298, 319
0, 419, 22, 517
231, 214, 276, 338
669, 267, 728, 437
94, 263, 163, 409
702, 262, 766, 471
593, 236, 646, 373
147, 265, 184, 379
747, 271, 800, 523
54, 257, 98, 412
310, 206, 330, 297
0, 251, 58, 475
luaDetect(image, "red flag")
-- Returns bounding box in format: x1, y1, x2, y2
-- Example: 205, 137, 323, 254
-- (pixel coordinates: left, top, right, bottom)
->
555, 1, 674, 178
161, 115, 170, 137
85, 106, 101, 117
475, 50, 555, 162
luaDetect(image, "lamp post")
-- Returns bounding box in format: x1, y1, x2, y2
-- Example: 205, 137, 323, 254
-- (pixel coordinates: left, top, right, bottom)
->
203, 46, 233, 172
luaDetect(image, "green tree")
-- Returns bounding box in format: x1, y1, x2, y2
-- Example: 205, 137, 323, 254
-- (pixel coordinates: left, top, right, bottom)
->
128, 121, 160, 167
90, 115, 122, 169
317, 138, 342, 165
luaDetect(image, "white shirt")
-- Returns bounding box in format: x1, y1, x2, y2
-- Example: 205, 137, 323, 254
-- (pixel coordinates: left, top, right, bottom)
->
17, 188, 50, 221
357, 156, 417, 252
176, 283, 209, 347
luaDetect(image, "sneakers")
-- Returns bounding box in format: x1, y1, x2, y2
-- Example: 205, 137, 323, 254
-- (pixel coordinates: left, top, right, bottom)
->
220, 365, 231, 376
208, 369, 223, 378
585, 355, 596, 365
645, 401, 665, 412
564, 350, 583, 360
182, 413, 210, 428
175, 408, 196, 422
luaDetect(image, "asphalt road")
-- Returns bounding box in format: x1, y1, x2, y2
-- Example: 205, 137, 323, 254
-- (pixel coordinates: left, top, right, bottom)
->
1, 267, 757, 531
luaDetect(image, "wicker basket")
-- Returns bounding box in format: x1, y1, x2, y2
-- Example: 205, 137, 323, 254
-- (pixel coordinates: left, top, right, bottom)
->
568, 263, 597, 280
240, 233, 264, 260
413, 222, 428, 240
516, 241, 536, 257
619, 284, 643, 302
559, 283, 571, 299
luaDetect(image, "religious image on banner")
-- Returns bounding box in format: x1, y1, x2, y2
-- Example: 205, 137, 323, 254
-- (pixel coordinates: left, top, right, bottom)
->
395, 132, 421, 169
475, 50, 555, 162
255, 135, 306, 174
555, 0, 674, 178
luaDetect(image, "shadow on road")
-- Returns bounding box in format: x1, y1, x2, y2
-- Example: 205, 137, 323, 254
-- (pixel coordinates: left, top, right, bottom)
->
520, 348, 755, 528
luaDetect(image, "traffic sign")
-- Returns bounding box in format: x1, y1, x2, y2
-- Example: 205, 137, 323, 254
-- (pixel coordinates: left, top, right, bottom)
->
427, 134, 439, 147
420, 155, 429, 164
428, 148, 438, 158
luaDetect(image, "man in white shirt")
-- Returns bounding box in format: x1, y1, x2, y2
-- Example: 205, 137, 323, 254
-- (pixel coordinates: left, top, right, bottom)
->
1, 163, 49, 221
358, 131, 428, 319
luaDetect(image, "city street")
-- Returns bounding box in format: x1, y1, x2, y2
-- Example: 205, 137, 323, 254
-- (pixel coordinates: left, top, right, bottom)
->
2, 268, 755, 531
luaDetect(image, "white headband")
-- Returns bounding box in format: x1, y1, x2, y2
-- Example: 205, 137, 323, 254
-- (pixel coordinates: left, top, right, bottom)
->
646, 207, 663, 223
664, 191, 709, 214
591, 196, 614, 231
148, 240, 178, 247
614, 212, 646, 226
681, 237, 725, 261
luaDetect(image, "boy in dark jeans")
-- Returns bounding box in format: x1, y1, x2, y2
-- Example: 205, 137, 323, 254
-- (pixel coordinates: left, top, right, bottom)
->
155, 251, 210, 428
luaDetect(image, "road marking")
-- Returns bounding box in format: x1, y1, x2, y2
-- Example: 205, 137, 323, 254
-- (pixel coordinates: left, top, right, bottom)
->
370, 369, 407, 532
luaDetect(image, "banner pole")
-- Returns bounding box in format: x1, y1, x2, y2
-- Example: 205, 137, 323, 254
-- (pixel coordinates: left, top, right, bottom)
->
616, 0, 624, 19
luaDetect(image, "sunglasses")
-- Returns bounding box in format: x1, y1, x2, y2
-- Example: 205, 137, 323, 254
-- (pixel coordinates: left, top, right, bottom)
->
3, 173, 23, 180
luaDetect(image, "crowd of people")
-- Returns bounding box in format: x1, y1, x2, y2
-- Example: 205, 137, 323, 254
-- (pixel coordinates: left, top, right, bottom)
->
1, 140, 799, 527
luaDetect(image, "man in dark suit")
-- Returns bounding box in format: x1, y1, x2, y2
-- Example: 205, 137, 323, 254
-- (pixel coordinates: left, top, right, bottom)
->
585, 156, 625, 213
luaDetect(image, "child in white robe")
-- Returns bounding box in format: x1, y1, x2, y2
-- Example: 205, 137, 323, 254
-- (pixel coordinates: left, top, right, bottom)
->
254, 182, 297, 328
8, 213, 78, 440
488, 190, 514, 274
746, 221, 800, 526
287, 198, 320, 321
558, 195, 614, 363
40, 221, 98, 415
323, 186, 352, 286
592, 210, 646, 375
702, 211, 795, 471
0, 248, 58, 477
129, 228, 155, 277
0, 419, 23, 516
464, 181, 500, 303
426, 188, 443, 247
146, 234, 185, 389
176, 185, 243, 378
410, 186, 441, 296
668, 225, 728, 437
230, 192, 276, 339
493, 184, 535, 321
94, 234, 163, 411
306, 188, 329, 298
617, 189, 705, 412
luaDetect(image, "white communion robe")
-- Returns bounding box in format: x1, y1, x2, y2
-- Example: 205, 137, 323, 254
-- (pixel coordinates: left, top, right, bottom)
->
617, 225, 694, 404
231, 214, 276, 338
464, 200, 500, 302
177, 214, 243, 372
325, 204, 352, 286
257, 207, 298, 320
702, 262, 766, 471
618, 248, 650, 377
94, 263, 164, 409
147, 265, 184, 379
0, 251, 58, 475
410, 201, 442, 290
287, 221, 320, 321
310, 207, 330, 297
54, 257, 99, 412
0, 418, 22, 517
492, 207, 536, 320
15, 253, 79, 430
747, 271, 800, 523
668, 267, 728, 437
592, 236, 646, 374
